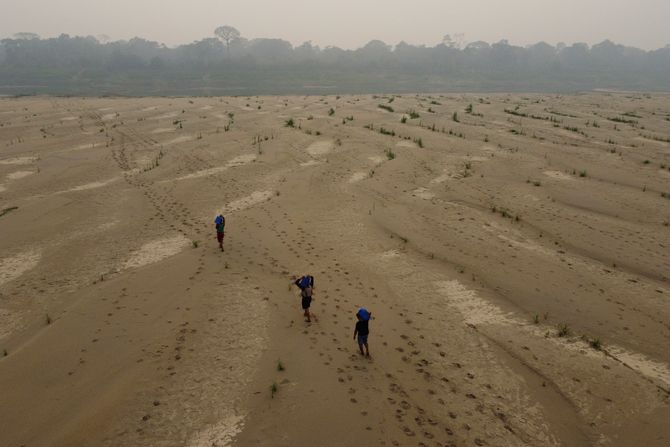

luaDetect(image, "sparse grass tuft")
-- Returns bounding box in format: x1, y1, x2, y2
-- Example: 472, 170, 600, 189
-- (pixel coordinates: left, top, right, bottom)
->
533, 314, 539, 324
378, 104, 394, 113
271, 382, 278, 398
328, 108, 335, 116
46, 314, 52, 325
452, 112, 459, 122
379, 127, 395, 136
385, 148, 396, 160
414, 137, 424, 148
579, 170, 587, 178
192, 240, 199, 248
277, 360, 285, 371
588, 338, 602, 350
285, 118, 295, 128
557, 323, 570, 337
408, 110, 420, 119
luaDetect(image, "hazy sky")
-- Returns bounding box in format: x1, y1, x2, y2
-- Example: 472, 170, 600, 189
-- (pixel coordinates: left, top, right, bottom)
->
3, 0, 669, 50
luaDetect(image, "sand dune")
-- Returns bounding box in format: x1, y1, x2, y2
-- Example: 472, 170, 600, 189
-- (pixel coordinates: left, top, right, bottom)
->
1, 93, 669, 447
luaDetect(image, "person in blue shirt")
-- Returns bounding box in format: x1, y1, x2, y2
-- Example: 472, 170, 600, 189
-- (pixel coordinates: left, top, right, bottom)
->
353, 308, 371, 357
214, 214, 225, 252
294, 274, 316, 322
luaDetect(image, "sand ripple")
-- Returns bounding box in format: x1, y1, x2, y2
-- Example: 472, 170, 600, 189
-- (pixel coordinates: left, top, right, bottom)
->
0, 157, 37, 165
6, 171, 34, 180
306, 140, 333, 156
0, 250, 41, 287
124, 235, 190, 269
177, 154, 256, 181
188, 415, 245, 447
223, 190, 274, 213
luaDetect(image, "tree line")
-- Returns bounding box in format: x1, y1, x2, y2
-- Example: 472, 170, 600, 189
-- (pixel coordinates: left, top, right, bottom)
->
1, 27, 669, 95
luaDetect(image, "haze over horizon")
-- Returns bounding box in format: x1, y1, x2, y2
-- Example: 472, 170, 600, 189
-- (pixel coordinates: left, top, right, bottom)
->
3, 0, 670, 50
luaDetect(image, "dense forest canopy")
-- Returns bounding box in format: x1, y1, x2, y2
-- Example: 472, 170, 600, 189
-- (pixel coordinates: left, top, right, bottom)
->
1, 28, 669, 95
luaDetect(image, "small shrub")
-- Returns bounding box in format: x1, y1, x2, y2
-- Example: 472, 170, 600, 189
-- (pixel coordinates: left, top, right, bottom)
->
452, 112, 459, 122
277, 360, 285, 371
533, 314, 539, 324
378, 104, 394, 113
557, 323, 570, 337
465, 104, 473, 114
328, 108, 335, 116
400, 116, 407, 124
579, 170, 587, 177
192, 240, 199, 248
408, 110, 420, 119
385, 148, 396, 160
285, 118, 295, 128
271, 382, 278, 398
589, 338, 602, 350
46, 314, 52, 325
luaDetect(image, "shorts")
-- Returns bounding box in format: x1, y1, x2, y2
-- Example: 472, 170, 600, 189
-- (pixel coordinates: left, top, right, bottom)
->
357, 335, 368, 345
301, 296, 312, 310
217, 232, 225, 243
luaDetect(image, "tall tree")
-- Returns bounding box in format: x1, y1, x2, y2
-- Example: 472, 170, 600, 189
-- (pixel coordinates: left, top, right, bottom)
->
214, 26, 241, 52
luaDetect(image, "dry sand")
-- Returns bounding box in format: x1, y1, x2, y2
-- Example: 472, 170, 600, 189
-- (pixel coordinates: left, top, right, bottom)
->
0, 93, 669, 447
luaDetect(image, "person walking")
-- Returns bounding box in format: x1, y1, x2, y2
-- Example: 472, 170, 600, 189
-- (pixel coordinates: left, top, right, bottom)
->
353, 308, 371, 357
214, 214, 225, 252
